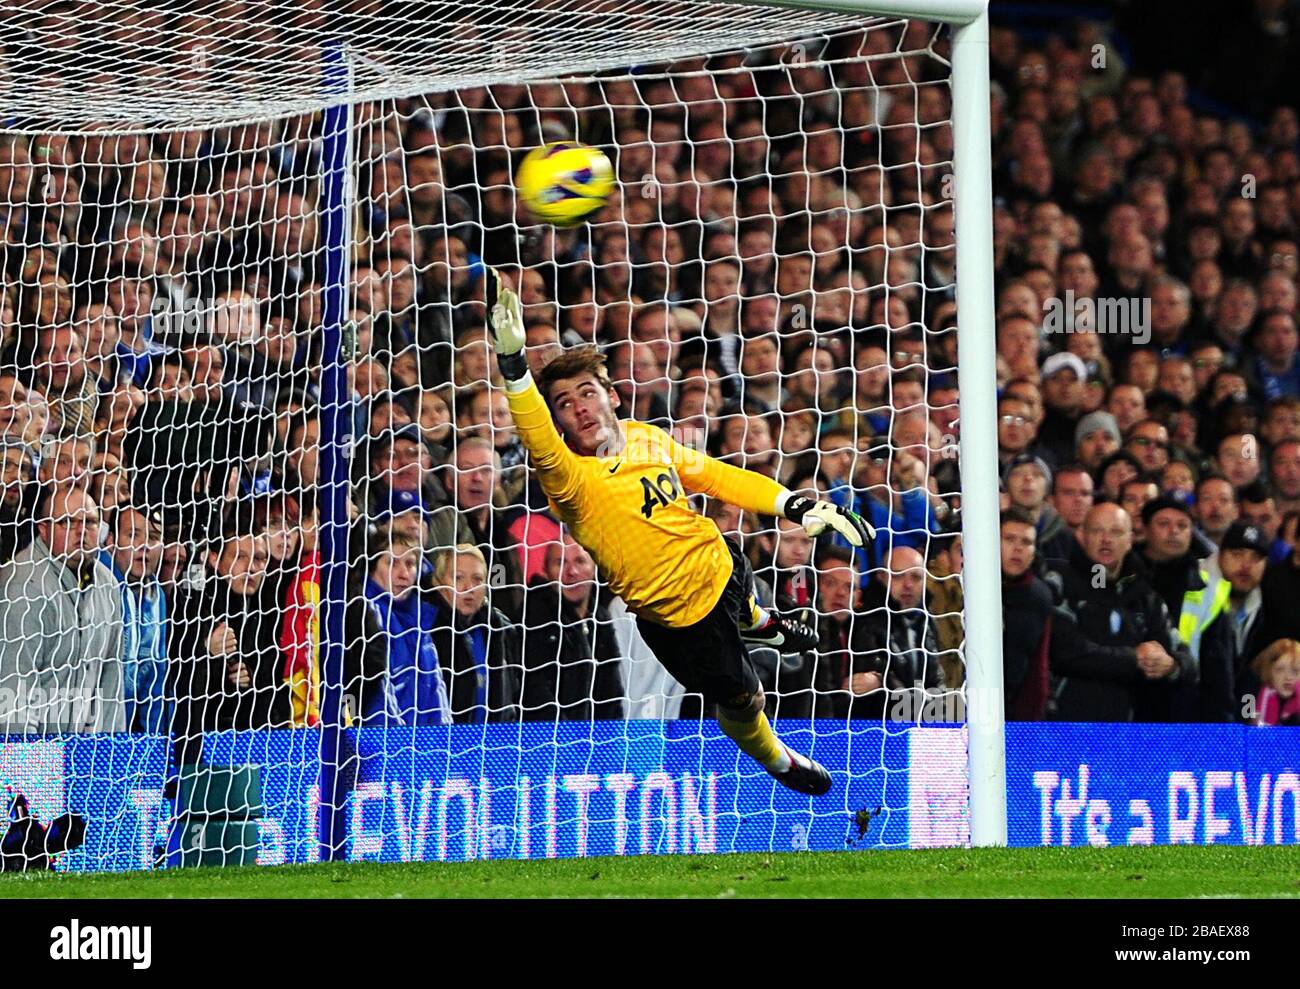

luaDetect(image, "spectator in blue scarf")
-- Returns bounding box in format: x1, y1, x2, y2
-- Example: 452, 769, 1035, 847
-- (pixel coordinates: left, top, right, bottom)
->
425, 543, 522, 724
362, 528, 452, 726
102, 504, 168, 733
104, 268, 168, 389
828, 444, 937, 581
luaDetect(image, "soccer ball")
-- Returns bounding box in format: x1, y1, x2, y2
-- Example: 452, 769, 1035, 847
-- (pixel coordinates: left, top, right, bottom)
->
515, 142, 615, 227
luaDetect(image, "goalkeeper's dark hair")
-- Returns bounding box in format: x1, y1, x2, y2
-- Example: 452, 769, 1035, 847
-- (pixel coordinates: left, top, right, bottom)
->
533, 344, 613, 407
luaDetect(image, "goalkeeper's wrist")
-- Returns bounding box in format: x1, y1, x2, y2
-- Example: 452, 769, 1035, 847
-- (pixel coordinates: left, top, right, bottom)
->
501, 366, 532, 394
778, 490, 814, 521
497, 350, 528, 384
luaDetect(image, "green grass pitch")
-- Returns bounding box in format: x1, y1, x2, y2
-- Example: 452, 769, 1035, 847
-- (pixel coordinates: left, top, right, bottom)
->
3, 846, 1298, 898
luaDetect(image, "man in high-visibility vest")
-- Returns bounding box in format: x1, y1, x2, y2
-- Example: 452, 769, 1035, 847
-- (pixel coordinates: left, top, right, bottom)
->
1139, 496, 1237, 721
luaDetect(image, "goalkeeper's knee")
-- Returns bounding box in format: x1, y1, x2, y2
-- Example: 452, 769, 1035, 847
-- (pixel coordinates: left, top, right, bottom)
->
717, 687, 765, 723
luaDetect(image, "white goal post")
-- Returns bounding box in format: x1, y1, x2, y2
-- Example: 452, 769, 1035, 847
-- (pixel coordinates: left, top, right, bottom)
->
739, 0, 1006, 845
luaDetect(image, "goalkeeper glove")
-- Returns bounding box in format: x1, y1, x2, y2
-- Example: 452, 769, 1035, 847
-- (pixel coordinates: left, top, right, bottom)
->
782, 495, 876, 547
485, 267, 528, 381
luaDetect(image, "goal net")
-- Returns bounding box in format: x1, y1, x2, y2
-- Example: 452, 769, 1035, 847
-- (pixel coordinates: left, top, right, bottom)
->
0, 2, 977, 871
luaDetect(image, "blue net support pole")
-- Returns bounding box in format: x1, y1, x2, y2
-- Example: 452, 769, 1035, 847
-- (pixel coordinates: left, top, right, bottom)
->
317, 41, 356, 862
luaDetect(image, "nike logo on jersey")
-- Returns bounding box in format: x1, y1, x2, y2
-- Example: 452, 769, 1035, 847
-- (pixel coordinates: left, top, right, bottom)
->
608, 461, 621, 474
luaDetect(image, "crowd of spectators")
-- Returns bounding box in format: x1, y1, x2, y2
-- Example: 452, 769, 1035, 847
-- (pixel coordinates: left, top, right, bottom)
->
982, 17, 1300, 726
0, 15, 1298, 746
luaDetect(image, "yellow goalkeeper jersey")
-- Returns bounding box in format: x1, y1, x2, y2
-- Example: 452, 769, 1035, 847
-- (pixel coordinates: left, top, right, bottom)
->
506, 377, 787, 628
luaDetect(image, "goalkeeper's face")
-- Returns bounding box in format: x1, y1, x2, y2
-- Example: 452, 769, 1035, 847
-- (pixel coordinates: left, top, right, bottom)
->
550, 373, 622, 456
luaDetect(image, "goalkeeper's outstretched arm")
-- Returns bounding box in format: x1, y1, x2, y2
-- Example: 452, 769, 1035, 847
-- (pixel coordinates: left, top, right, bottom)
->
660, 429, 876, 548
500, 367, 586, 504
485, 268, 874, 547
485, 270, 588, 509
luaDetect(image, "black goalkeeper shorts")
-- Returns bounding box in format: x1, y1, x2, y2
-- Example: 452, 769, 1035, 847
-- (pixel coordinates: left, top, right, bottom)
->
635, 536, 761, 710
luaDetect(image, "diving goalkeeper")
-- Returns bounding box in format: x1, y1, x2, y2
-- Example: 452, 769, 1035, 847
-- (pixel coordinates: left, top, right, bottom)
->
487, 272, 873, 796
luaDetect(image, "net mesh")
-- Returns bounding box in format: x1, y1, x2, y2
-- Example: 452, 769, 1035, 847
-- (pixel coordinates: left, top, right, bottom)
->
6, 0, 885, 131
0, 11, 970, 871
